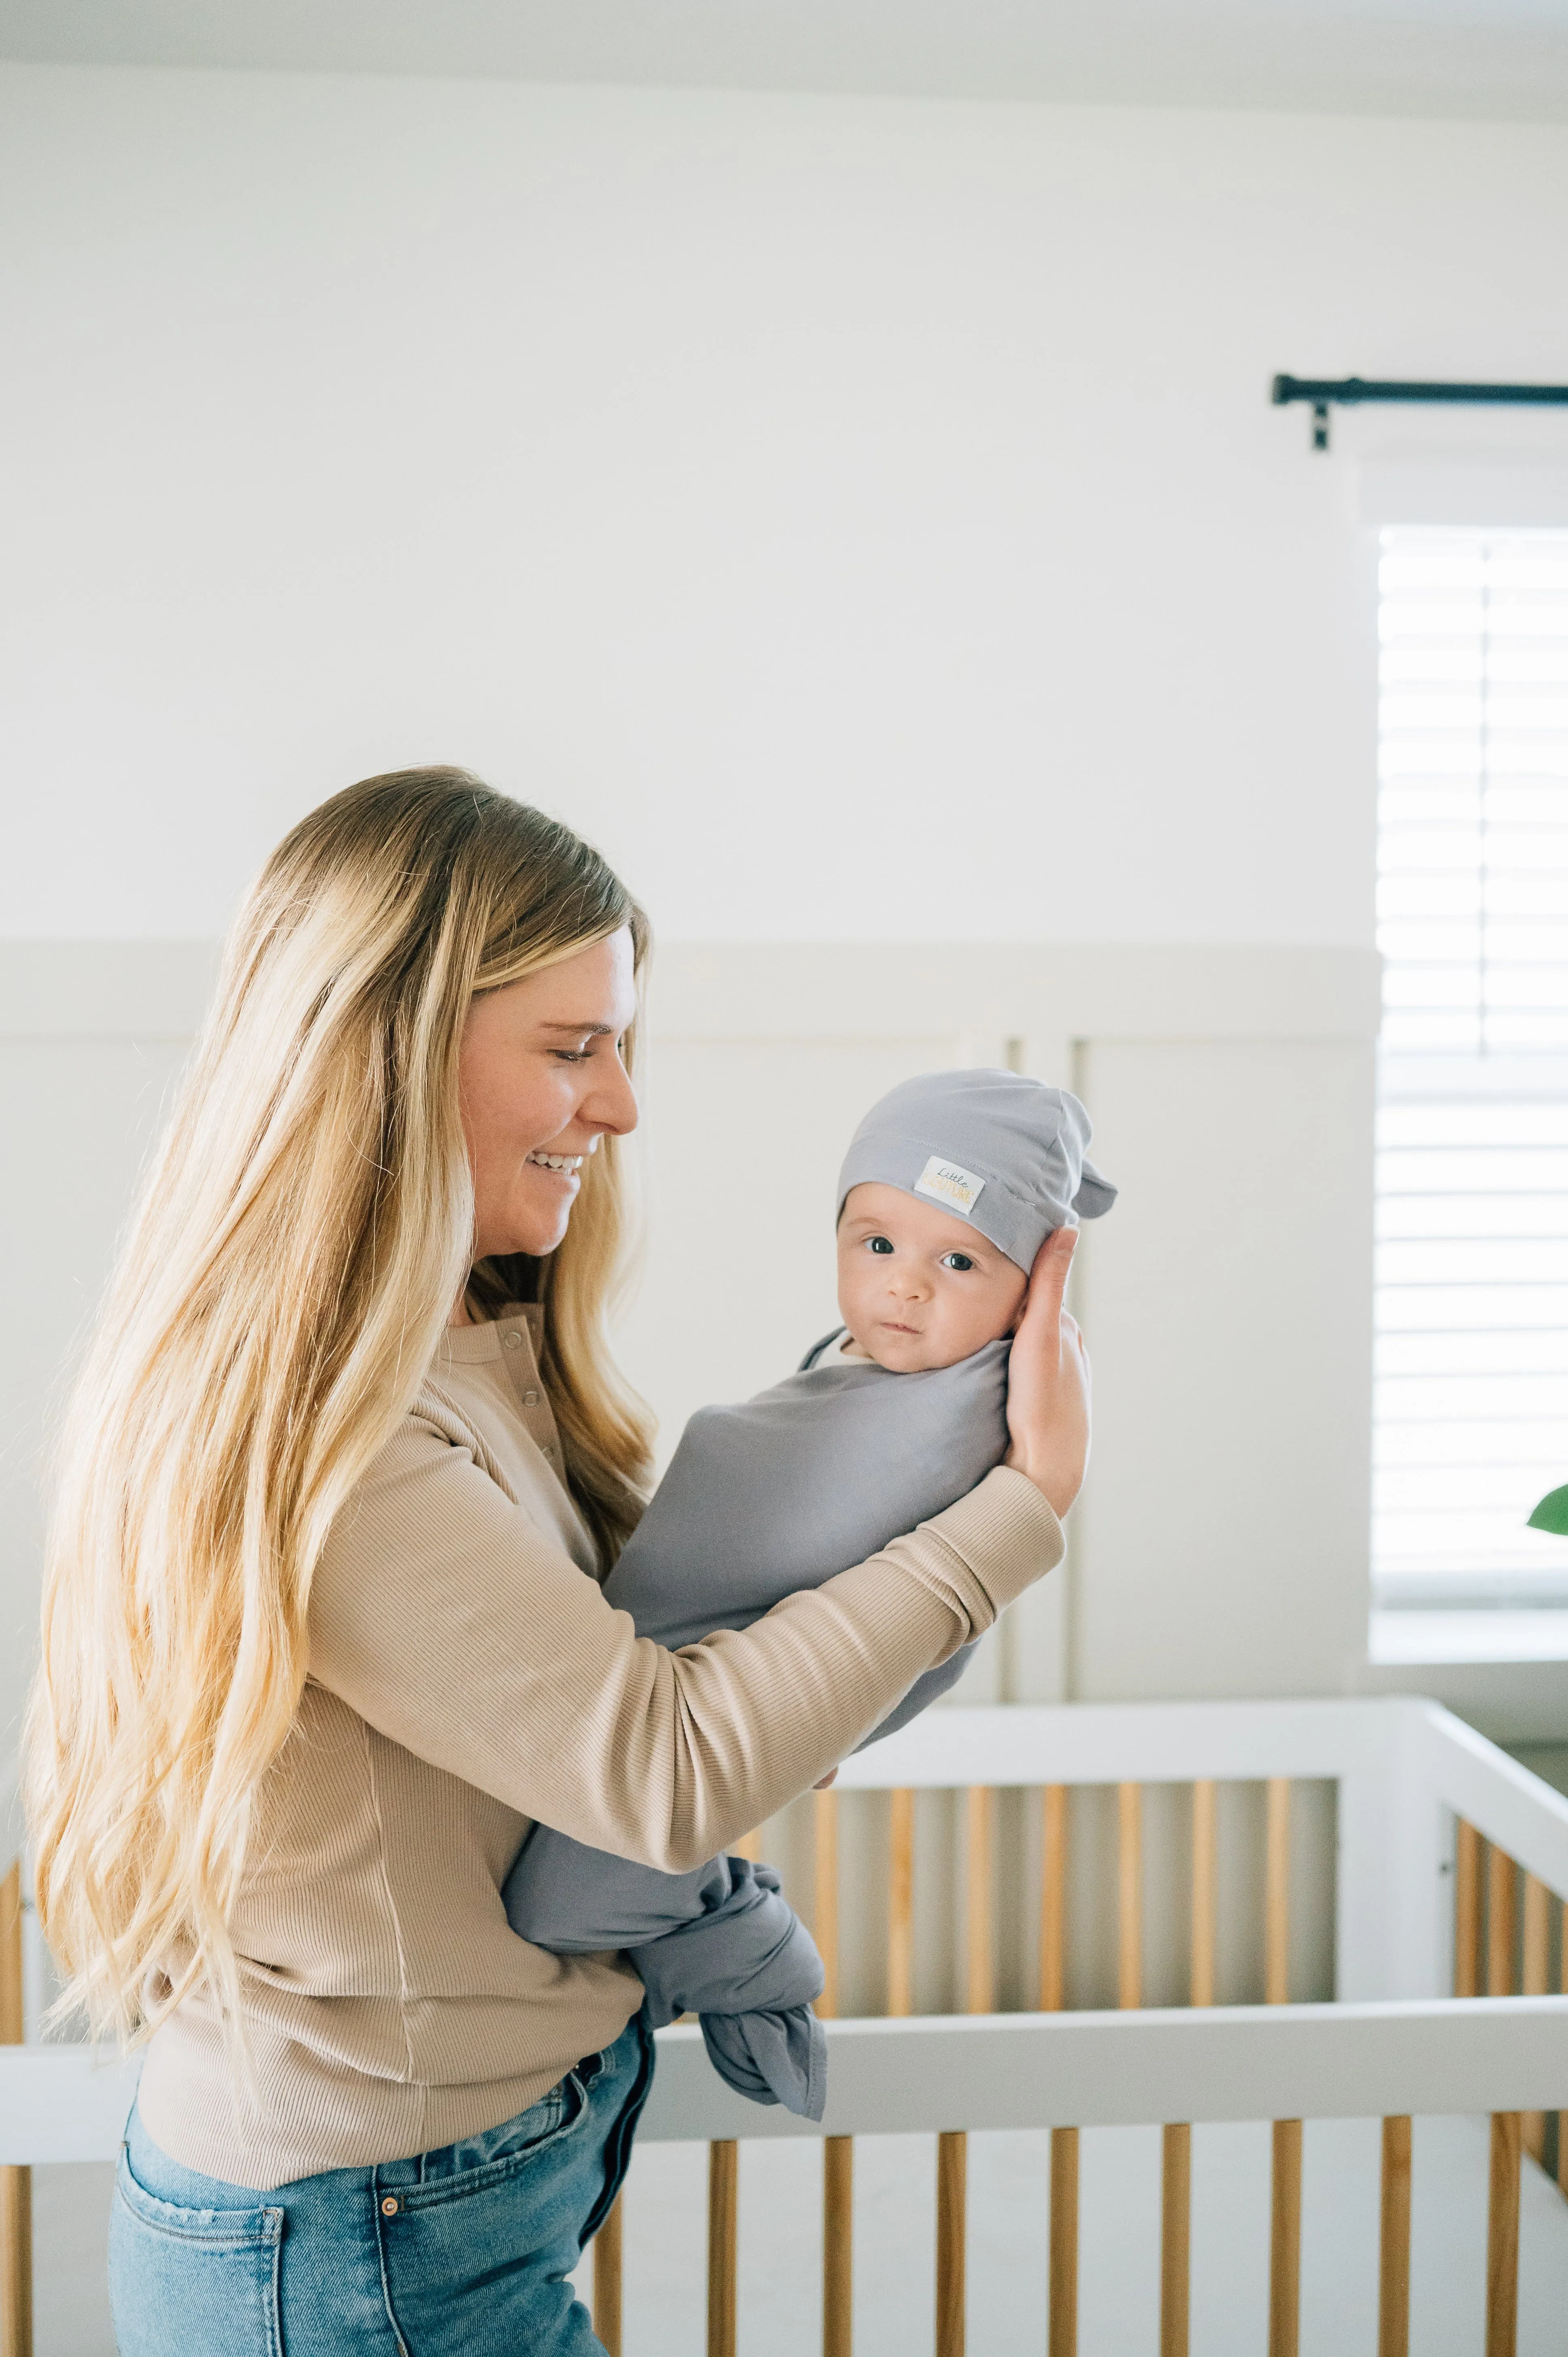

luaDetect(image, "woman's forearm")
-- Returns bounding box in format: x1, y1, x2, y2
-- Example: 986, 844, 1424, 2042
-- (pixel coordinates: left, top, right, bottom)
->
308, 1419, 1062, 1873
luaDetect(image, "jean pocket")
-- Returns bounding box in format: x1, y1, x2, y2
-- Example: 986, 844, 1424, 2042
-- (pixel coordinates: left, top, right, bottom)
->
110, 2148, 284, 2357
400, 2074, 588, 2208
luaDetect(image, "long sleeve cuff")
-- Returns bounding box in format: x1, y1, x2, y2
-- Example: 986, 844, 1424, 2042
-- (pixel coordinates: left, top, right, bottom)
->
901, 1465, 1066, 1641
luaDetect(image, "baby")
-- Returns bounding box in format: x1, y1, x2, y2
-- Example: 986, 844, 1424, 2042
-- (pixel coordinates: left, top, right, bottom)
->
503, 1068, 1114, 2117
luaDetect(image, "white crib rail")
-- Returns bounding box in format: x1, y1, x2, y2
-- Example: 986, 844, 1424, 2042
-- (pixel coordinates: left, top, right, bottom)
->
8, 1696, 1568, 2357
647, 2001, 1568, 2141
5, 1998, 1568, 2161
9, 1989, 1566, 2159
2, 2003, 1566, 2357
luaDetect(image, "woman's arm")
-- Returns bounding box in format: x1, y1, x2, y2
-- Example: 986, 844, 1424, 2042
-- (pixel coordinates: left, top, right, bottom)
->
309, 1424, 1059, 1875
310, 1230, 1086, 1875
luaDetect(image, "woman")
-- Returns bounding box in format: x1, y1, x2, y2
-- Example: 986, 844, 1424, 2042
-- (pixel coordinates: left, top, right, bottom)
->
27, 769, 1089, 2355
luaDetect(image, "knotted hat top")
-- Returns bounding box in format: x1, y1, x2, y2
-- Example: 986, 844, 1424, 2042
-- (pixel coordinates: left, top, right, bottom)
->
836, 1068, 1116, 1274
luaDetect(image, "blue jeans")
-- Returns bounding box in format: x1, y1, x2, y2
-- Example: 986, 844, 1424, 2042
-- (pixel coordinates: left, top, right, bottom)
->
109, 2010, 654, 2356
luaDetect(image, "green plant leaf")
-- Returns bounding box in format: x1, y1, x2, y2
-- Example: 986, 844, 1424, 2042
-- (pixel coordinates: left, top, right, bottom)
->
1528, 1484, 1568, 1536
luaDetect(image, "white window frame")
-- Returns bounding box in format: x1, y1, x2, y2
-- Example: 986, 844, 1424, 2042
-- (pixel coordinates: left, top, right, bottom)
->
1370, 523, 1568, 1664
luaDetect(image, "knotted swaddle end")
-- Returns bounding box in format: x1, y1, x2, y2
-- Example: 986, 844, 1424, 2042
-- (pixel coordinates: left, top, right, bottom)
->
629, 1856, 828, 2118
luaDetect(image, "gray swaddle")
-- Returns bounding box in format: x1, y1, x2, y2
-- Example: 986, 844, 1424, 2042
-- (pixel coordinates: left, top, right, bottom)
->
503, 1070, 1114, 2117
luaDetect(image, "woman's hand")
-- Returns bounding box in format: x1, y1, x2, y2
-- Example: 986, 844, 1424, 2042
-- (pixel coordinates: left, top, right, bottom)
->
1004, 1227, 1091, 1520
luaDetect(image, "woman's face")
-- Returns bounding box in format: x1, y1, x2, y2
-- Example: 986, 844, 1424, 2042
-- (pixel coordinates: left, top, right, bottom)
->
458, 926, 639, 1262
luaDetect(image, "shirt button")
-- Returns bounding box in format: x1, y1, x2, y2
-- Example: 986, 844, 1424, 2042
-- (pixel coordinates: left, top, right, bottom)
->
504, 1332, 523, 1352
523, 1390, 538, 1405
381, 2195, 400, 2216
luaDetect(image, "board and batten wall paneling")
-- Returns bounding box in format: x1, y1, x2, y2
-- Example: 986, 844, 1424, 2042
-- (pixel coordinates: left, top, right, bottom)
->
1069, 1036, 1376, 1702
0, 939, 1379, 1754
2, 1037, 193, 1743
629, 946, 1377, 1708
0, 945, 217, 1748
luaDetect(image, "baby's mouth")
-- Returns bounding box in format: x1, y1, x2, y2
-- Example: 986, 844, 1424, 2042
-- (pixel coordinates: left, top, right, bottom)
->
525, 1151, 584, 1175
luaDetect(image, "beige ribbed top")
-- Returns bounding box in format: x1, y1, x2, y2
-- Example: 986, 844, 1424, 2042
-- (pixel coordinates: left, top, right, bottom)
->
136, 1307, 1064, 2189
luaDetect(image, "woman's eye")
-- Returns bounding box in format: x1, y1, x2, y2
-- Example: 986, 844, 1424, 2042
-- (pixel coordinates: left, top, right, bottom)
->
866, 1236, 895, 1255
552, 1047, 593, 1064
940, 1253, 976, 1272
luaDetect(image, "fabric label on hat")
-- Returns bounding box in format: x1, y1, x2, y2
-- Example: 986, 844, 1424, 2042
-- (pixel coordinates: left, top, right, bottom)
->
913, 1155, 985, 1218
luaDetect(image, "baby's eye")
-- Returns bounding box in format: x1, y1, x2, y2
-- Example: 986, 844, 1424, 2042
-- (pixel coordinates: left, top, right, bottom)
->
939, 1252, 976, 1273
865, 1235, 895, 1255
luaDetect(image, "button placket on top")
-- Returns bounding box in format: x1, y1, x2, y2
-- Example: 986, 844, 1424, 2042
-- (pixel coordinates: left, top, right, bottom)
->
498, 1316, 563, 1472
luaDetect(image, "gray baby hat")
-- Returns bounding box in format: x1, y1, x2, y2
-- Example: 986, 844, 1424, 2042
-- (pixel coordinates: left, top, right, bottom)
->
836, 1069, 1115, 1273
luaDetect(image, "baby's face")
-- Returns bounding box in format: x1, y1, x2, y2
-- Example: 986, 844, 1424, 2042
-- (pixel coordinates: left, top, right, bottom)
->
836, 1182, 1029, 1373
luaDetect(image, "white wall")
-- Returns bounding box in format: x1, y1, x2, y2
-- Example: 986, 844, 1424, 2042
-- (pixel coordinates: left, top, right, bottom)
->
2, 64, 1566, 950
4, 66, 1568, 1752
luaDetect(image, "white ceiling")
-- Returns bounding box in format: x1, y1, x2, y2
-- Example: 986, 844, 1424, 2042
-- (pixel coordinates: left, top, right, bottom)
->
2, 0, 1567, 123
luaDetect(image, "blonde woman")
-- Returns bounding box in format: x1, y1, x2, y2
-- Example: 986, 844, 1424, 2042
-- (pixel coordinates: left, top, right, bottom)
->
27, 770, 1089, 2356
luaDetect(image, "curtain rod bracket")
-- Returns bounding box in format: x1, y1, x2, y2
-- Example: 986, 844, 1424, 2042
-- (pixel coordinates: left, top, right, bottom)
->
1272, 372, 1568, 454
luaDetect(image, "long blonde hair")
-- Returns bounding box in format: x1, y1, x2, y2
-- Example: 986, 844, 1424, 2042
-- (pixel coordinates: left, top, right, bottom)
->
25, 769, 653, 2050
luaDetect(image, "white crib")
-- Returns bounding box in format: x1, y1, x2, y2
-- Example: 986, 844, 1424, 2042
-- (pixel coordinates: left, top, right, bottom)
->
6, 1696, 1568, 2357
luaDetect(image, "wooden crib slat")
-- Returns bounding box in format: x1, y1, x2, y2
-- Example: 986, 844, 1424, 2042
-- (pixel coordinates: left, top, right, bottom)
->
591, 2194, 623, 2357
818, 1789, 852, 2356
1488, 1846, 1517, 1999
1522, 1873, 1549, 1993
1048, 2127, 1079, 2357
1265, 1779, 1291, 2005
888, 1789, 915, 2018
1455, 1819, 1481, 1996
707, 2141, 738, 2357
733, 1827, 763, 1863
1486, 2113, 1521, 2357
816, 1787, 840, 2021
1378, 2116, 1411, 2357
1522, 1874, 1549, 2160
1118, 1783, 1142, 2011
1040, 1786, 1068, 2012
966, 1787, 995, 2015
0, 1866, 24, 2021
0, 2167, 28, 2357
936, 2130, 966, 2357
1190, 1780, 1217, 2008
1159, 2122, 1191, 2357
1169, 1769, 1212, 2336
1268, 2119, 1302, 2357
823, 2136, 854, 2357
1, 1857, 31, 2357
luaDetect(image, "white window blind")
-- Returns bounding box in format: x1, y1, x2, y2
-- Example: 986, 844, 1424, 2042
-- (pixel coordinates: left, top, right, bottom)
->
1374, 528, 1568, 1614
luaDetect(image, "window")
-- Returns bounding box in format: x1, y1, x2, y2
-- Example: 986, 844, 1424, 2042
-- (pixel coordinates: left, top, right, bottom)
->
1373, 529, 1568, 1634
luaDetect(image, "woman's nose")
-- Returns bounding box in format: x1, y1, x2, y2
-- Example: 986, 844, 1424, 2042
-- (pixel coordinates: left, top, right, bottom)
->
583, 1051, 638, 1140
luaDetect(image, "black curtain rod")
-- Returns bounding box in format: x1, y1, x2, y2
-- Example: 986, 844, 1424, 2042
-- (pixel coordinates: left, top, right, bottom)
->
1272, 371, 1568, 451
